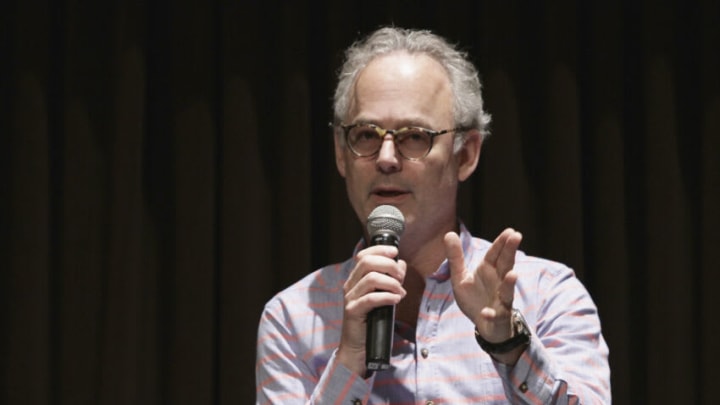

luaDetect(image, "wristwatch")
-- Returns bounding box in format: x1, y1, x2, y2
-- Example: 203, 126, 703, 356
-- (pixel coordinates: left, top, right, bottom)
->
475, 308, 531, 354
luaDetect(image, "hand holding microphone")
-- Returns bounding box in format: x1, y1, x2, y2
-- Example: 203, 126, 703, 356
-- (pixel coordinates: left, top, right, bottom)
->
338, 205, 405, 375
364, 205, 405, 371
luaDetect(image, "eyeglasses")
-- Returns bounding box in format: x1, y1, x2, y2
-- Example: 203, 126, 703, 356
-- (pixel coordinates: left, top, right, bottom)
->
334, 123, 469, 161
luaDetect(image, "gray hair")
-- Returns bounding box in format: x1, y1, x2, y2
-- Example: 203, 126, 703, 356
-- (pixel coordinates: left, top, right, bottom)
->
333, 27, 492, 150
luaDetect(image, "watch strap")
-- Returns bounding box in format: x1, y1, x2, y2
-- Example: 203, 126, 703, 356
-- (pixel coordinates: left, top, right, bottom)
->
474, 309, 531, 354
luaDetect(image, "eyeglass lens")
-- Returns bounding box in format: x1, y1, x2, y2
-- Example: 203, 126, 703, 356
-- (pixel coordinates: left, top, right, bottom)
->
348, 126, 432, 159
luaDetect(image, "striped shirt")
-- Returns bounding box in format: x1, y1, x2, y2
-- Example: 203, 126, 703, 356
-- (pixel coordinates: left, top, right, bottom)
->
256, 225, 610, 404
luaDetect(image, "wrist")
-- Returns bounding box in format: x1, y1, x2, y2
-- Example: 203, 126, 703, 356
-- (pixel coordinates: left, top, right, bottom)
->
336, 345, 367, 377
488, 343, 527, 366
474, 309, 531, 363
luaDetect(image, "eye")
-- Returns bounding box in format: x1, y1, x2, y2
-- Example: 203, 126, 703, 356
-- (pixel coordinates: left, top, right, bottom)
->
397, 128, 430, 143
355, 128, 377, 141
348, 126, 381, 147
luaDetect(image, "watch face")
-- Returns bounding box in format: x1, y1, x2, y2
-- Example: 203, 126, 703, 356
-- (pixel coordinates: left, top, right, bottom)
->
512, 310, 530, 337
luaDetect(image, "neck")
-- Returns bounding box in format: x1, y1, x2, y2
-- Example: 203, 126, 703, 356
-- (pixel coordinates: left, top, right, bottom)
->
394, 222, 460, 328
398, 219, 458, 278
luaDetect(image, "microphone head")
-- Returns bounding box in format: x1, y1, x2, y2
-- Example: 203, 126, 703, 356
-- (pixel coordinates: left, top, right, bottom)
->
367, 205, 405, 238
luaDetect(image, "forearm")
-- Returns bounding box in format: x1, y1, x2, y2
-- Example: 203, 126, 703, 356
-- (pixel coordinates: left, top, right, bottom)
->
256, 348, 373, 404
492, 333, 610, 404
310, 351, 374, 404
256, 303, 373, 404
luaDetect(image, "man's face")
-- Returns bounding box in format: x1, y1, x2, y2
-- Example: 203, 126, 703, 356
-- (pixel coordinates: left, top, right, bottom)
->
335, 52, 479, 241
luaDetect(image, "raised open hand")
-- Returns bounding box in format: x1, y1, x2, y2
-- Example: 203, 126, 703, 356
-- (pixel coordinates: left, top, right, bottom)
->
444, 228, 523, 344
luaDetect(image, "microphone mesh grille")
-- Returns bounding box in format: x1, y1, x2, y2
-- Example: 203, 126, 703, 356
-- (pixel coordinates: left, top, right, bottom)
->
367, 205, 405, 237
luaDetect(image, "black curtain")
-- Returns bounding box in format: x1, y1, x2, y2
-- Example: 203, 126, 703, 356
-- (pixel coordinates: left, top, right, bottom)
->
2, 1, 718, 404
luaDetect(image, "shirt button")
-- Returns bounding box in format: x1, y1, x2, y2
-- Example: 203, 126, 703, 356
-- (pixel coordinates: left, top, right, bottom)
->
425, 401, 435, 405
352, 400, 362, 405
519, 382, 529, 393
420, 348, 429, 358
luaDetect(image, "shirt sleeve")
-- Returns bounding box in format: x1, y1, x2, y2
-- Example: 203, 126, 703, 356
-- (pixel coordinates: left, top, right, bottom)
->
256, 300, 374, 404
493, 265, 611, 404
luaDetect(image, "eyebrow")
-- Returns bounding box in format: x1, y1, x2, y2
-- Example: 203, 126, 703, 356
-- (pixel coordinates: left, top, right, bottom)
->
351, 117, 436, 129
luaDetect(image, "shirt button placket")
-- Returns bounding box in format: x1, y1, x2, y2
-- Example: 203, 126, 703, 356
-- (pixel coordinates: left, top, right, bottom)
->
417, 278, 443, 403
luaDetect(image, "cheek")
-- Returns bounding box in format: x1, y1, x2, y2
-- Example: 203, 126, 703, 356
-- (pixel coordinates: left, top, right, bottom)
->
342, 162, 370, 197
342, 167, 372, 222
425, 158, 460, 187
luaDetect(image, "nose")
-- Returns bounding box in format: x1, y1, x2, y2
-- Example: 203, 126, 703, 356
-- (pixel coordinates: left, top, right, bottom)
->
376, 135, 401, 173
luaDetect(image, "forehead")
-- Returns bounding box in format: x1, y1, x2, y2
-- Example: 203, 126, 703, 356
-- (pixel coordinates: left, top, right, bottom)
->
348, 52, 454, 128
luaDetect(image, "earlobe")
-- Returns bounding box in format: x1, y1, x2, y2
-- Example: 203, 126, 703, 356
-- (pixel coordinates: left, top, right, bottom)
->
457, 130, 482, 182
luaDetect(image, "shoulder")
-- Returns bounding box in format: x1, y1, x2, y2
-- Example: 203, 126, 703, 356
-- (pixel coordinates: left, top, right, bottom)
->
514, 250, 577, 281
468, 233, 590, 305
258, 259, 352, 359
467, 234, 576, 280
510, 250, 598, 327
262, 258, 352, 318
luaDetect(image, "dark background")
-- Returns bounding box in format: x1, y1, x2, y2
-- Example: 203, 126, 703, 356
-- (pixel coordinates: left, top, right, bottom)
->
2, 0, 718, 404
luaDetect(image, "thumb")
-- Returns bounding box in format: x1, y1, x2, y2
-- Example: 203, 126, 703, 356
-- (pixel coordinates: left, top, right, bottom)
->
444, 232, 466, 285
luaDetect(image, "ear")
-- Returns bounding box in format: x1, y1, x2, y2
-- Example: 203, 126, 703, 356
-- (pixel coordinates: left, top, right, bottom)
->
334, 130, 347, 178
457, 129, 482, 182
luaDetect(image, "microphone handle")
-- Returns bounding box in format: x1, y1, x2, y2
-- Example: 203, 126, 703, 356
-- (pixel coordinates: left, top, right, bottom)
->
366, 232, 399, 371
366, 305, 394, 370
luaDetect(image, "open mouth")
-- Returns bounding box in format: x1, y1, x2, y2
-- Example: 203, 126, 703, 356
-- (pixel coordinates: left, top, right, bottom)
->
373, 188, 408, 198
377, 190, 403, 197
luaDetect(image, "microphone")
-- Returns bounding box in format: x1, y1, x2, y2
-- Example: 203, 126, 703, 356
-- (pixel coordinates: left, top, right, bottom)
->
365, 205, 405, 371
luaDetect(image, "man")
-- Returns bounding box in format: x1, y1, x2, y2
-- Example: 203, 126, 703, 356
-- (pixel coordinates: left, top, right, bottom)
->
256, 27, 610, 403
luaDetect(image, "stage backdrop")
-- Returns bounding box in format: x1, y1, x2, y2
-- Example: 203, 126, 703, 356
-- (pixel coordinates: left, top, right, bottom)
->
2, 1, 718, 404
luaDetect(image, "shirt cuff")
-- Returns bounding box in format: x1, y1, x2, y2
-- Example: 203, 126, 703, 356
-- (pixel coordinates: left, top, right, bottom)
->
493, 336, 564, 404
313, 350, 375, 404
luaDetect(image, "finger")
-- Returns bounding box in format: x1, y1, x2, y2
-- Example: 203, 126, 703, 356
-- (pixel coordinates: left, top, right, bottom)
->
496, 269, 518, 308
443, 232, 467, 285
483, 228, 514, 267
477, 306, 514, 341
356, 244, 399, 261
496, 231, 522, 277
345, 290, 406, 322
344, 253, 404, 292
345, 273, 406, 315
343, 256, 407, 299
